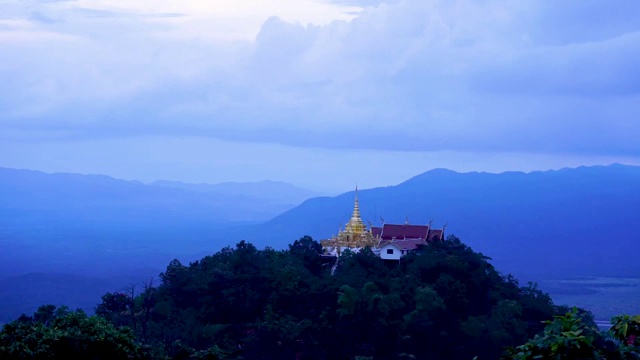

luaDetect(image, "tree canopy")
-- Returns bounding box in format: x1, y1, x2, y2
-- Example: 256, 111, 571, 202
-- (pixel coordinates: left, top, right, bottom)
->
503, 308, 640, 359
4, 235, 639, 360
93, 236, 560, 359
0, 305, 150, 360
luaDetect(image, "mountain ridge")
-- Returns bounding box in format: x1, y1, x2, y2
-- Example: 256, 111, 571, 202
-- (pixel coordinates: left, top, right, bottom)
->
150, 178, 322, 204
0, 166, 319, 225
245, 163, 640, 278
2, 163, 639, 323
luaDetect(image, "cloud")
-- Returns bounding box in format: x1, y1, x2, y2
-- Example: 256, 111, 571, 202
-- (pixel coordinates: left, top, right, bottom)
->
329, 0, 392, 7
1, 0, 640, 157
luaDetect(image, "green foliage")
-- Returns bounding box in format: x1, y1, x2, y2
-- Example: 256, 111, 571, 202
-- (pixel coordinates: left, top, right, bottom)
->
90, 236, 564, 359
95, 291, 133, 326
191, 345, 227, 360
503, 308, 640, 360
610, 314, 640, 346
0, 305, 150, 360
13, 235, 612, 359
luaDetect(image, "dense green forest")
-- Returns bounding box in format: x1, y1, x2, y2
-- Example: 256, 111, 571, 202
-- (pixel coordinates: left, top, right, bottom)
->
2, 236, 639, 359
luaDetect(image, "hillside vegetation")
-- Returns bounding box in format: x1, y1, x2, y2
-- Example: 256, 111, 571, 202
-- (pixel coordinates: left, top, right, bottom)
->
3, 236, 639, 359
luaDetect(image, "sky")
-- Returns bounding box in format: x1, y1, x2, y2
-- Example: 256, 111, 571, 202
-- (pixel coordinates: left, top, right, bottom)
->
1, 0, 639, 193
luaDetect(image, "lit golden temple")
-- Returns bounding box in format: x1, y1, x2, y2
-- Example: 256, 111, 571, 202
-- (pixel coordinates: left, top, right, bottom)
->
320, 187, 377, 254
320, 187, 446, 257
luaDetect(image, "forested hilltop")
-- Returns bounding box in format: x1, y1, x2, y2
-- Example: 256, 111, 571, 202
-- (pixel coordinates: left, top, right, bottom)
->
2, 236, 639, 359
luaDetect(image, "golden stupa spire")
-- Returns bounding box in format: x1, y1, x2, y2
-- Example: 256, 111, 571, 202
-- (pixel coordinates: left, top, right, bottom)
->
352, 184, 361, 219
319, 183, 377, 252
345, 184, 366, 233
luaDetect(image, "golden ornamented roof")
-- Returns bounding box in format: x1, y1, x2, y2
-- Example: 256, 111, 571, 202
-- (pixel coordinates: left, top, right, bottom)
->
320, 186, 380, 254
320, 186, 446, 256
345, 186, 366, 234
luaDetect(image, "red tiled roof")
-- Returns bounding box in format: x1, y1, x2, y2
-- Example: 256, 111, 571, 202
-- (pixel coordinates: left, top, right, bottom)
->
380, 224, 430, 240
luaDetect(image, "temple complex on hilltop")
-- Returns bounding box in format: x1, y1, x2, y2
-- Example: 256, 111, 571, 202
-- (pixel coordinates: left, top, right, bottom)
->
320, 188, 446, 258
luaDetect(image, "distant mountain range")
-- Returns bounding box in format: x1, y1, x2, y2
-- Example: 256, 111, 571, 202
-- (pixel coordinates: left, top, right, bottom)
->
3, 164, 639, 279
0, 167, 320, 227
151, 179, 322, 205
0, 166, 320, 279
242, 164, 640, 278
0, 168, 322, 322
1, 164, 640, 322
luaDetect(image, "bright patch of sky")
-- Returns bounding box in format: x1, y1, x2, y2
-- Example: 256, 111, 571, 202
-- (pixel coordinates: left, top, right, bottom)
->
1, 0, 639, 192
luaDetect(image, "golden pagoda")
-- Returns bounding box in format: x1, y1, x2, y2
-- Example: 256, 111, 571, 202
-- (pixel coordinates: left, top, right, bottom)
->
320, 187, 378, 255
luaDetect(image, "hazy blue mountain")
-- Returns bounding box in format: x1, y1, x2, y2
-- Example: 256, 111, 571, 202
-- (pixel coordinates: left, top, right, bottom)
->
0, 167, 316, 278
150, 179, 322, 206
243, 164, 640, 279
0, 168, 322, 320
2, 164, 639, 321
0, 167, 317, 227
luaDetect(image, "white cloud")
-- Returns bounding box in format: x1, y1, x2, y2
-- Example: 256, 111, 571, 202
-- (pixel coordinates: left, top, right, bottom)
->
1, 0, 640, 158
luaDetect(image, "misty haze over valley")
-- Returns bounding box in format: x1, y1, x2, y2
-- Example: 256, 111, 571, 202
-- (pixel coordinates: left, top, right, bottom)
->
2, 1, 640, 359
1, 164, 639, 324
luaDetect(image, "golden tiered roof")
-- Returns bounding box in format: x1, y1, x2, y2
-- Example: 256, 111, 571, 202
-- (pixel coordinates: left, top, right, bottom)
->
344, 186, 366, 234
320, 187, 377, 254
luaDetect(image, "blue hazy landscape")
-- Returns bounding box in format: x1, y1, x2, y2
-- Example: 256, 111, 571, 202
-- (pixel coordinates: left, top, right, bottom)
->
1, 1, 640, 358
1, 164, 639, 324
